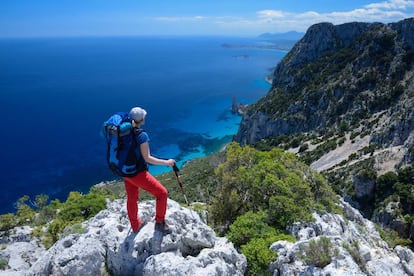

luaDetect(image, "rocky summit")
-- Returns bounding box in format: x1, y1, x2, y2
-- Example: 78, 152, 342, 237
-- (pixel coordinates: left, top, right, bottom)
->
1, 199, 246, 276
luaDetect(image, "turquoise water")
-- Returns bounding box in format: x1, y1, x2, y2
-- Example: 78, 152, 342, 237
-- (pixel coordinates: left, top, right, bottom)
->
0, 36, 285, 213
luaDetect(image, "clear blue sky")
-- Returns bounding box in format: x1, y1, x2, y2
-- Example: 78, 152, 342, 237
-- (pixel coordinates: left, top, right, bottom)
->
1, 0, 414, 37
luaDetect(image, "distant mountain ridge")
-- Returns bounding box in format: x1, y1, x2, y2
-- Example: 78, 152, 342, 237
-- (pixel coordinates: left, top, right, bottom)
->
257, 31, 305, 50
258, 30, 305, 41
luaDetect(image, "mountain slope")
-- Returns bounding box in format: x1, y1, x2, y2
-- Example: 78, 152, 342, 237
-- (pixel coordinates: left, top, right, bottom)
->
236, 18, 414, 150
235, 17, 414, 240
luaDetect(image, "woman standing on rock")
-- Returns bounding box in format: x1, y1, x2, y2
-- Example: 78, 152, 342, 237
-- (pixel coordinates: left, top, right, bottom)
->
124, 107, 175, 234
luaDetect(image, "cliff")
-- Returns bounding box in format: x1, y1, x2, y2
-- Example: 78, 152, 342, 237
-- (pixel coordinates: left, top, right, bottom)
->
236, 18, 414, 160
235, 17, 414, 249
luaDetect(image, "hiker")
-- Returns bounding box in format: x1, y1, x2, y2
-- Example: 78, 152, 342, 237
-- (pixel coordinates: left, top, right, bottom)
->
124, 107, 175, 234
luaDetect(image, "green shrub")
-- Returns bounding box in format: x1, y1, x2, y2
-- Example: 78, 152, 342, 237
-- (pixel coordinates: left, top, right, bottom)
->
300, 237, 338, 268
376, 225, 412, 248
0, 214, 17, 231
227, 211, 278, 248
0, 259, 8, 270
61, 223, 86, 237
343, 241, 367, 273
298, 143, 309, 153
47, 219, 66, 244
227, 210, 295, 275
34, 206, 57, 226
16, 205, 36, 225
34, 194, 49, 209
57, 192, 107, 223
241, 237, 277, 276
211, 143, 338, 233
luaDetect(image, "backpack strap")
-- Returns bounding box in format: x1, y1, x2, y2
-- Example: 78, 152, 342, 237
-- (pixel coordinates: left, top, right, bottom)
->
132, 128, 148, 173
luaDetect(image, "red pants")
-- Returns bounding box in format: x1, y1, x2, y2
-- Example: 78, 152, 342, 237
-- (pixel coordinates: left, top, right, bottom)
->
123, 171, 168, 230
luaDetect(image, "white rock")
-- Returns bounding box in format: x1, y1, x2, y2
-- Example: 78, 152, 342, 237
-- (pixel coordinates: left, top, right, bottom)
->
270, 198, 414, 276
5, 199, 246, 276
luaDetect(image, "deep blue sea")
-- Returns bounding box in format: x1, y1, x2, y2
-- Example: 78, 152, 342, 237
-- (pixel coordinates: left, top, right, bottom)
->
0, 36, 285, 214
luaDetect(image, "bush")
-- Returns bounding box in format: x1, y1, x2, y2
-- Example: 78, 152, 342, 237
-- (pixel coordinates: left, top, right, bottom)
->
227, 211, 280, 248
47, 219, 66, 244
0, 214, 16, 231
211, 143, 338, 233
16, 205, 36, 225
300, 237, 338, 268
34, 194, 49, 209
343, 241, 367, 273
0, 259, 8, 270
61, 223, 86, 238
241, 237, 277, 276
227, 210, 295, 275
57, 192, 107, 223
376, 225, 412, 248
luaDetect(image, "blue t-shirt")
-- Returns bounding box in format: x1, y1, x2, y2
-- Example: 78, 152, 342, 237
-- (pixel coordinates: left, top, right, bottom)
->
136, 131, 149, 145
135, 130, 149, 164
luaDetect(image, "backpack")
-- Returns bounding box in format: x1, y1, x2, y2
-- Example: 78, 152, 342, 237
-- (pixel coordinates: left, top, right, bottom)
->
102, 112, 147, 177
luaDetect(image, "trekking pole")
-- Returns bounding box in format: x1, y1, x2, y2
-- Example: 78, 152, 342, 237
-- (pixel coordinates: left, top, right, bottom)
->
173, 164, 195, 219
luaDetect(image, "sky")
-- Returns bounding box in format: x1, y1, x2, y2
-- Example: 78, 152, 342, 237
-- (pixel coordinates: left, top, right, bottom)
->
1, 0, 414, 37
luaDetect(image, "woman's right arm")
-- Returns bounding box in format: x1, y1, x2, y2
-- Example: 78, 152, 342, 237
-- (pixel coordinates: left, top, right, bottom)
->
140, 142, 175, 166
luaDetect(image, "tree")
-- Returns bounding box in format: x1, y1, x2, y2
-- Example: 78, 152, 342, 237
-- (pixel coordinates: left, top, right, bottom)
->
210, 142, 338, 232
35, 194, 49, 210
0, 213, 16, 231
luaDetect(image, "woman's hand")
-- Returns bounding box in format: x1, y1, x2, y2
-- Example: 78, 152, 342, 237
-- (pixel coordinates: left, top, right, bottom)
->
165, 159, 176, 167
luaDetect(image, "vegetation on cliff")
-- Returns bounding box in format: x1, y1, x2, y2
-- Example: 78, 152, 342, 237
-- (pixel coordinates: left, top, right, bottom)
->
236, 18, 414, 247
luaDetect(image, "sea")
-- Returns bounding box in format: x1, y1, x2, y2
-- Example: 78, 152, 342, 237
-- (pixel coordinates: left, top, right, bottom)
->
0, 36, 286, 214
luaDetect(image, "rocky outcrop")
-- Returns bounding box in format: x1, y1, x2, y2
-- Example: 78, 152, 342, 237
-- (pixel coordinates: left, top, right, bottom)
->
0, 199, 246, 276
3, 197, 414, 275
0, 226, 45, 275
270, 198, 414, 275
231, 97, 247, 115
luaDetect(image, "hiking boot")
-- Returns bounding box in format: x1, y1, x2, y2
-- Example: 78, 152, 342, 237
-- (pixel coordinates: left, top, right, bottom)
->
154, 221, 172, 234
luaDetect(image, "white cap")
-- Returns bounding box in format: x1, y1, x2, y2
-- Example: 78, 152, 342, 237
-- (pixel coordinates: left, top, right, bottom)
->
129, 107, 147, 122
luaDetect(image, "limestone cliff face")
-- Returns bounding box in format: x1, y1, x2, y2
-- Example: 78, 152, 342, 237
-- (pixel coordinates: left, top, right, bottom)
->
236, 18, 414, 161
